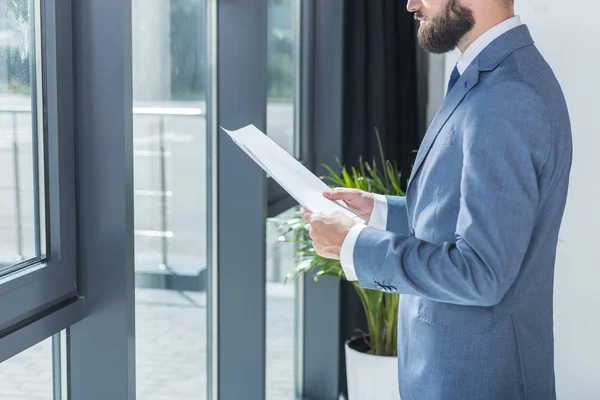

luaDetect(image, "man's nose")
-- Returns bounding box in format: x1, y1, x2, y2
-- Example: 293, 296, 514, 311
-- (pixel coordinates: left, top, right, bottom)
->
406, 0, 421, 13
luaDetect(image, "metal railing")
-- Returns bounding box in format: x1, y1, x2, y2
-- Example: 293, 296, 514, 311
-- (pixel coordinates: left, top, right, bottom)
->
0, 106, 33, 263
1, 104, 296, 292
132, 107, 204, 273
0, 105, 205, 273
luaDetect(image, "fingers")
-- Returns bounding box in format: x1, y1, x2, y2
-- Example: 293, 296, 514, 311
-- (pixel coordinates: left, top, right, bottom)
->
302, 207, 327, 223
312, 243, 341, 260
303, 211, 345, 261
300, 207, 313, 223
323, 187, 362, 201
301, 209, 325, 240
307, 218, 318, 240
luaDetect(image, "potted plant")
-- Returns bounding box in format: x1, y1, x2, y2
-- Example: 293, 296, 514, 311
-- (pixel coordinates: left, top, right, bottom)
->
281, 132, 410, 400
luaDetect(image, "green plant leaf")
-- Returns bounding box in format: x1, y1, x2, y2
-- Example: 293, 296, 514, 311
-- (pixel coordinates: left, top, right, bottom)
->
321, 164, 346, 187
341, 167, 354, 188
277, 129, 419, 356
375, 127, 388, 183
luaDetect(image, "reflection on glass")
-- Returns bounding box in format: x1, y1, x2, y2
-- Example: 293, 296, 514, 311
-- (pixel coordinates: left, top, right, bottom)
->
266, 207, 299, 400
267, 0, 298, 156
0, 336, 53, 398
0, 0, 46, 270
132, 0, 209, 398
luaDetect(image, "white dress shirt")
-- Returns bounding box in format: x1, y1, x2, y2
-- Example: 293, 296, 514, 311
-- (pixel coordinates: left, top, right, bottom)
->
457, 16, 522, 74
339, 16, 523, 281
339, 194, 388, 280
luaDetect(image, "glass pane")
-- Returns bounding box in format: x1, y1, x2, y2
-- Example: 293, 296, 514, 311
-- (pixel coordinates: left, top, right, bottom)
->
267, 0, 299, 157
0, 0, 46, 270
266, 207, 301, 400
133, 0, 209, 398
0, 336, 53, 399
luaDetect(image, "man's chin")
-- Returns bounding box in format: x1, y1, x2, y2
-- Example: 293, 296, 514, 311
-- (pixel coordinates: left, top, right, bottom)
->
417, 39, 445, 54
419, 45, 453, 54
417, 33, 459, 54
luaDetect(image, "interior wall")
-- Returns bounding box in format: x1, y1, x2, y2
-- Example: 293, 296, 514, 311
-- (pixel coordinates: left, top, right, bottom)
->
437, 4, 600, 398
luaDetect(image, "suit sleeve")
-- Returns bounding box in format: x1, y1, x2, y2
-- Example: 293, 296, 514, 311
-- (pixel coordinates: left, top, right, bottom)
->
339, 194, 402, 281
384, 195, 410, 235
351, 81, 552, 306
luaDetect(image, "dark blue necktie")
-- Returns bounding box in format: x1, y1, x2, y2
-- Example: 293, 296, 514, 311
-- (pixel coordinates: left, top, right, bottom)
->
446, 66, 460, 96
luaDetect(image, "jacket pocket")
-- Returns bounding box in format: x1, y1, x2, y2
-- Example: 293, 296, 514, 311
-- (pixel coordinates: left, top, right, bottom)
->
431, 128, 455, 147
417, 298, 493, 335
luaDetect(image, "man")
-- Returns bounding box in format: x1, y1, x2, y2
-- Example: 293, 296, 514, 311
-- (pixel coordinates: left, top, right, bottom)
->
301, 0, 572, 399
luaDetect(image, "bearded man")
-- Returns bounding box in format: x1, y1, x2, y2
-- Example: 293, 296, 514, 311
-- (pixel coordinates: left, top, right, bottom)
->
302, 1, 572, 398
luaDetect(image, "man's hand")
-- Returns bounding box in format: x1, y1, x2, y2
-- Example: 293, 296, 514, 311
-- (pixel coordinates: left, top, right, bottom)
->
323, 188, 375, 223
300, 208, 356, 260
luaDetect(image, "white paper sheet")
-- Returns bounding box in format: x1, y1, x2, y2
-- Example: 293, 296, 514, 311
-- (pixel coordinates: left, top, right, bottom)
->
222, 125, 365, 222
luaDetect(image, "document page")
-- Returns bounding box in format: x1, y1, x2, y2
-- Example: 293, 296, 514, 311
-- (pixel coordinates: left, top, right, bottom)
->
222, 125, 365, 223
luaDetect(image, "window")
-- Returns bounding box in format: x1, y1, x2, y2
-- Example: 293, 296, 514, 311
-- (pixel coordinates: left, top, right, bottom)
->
0, 332, 67, 400
0, 0, 46, 273
267, 0, 300, 158
0, 0, 79, 355
266, 207, 302, 400
0, 336, 53, 398
132, 0, 209, 397
266, 1, 303, 398
266, 0, 303, 216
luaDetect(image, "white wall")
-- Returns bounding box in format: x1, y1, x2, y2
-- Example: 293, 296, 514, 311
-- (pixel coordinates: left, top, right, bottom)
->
441, 2, 600, 398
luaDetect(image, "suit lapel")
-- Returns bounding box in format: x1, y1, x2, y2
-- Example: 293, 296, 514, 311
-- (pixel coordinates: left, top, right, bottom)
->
407, 65, 480, 190
407, 25, 535, 193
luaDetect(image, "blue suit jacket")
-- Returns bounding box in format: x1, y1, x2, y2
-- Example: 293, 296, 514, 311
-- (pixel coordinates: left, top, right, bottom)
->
352, 25, 572, 399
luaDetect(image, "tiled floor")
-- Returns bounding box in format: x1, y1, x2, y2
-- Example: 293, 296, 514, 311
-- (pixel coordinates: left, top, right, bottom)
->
0, 285, 296, 400
0, 337, 53, 400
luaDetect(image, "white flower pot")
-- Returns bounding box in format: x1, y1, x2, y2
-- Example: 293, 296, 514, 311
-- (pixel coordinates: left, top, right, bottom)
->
345, 337, 400, 400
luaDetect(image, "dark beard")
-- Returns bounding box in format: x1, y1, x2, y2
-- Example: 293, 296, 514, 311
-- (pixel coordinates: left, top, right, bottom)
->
417, 0, 475, 54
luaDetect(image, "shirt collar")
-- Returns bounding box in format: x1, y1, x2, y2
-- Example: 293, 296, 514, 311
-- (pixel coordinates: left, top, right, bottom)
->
456, 16, 522, 75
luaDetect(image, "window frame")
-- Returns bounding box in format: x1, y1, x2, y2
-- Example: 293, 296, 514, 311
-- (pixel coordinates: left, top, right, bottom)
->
0, 0, 82, 363
213, 0, 268, 398
66, 0, 136, 395
299, 0, 346, 399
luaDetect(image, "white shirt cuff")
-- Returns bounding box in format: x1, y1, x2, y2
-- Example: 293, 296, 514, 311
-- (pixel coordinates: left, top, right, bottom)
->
340, 223, 367, 281
369, 194, 388, 230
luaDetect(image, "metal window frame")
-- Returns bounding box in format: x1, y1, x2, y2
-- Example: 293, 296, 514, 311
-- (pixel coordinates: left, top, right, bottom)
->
300, 1, 346, 399
66, 0, 136, 398
207, 0, 218, 398
0, 0, 83, 364
213, 1, 268, 399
